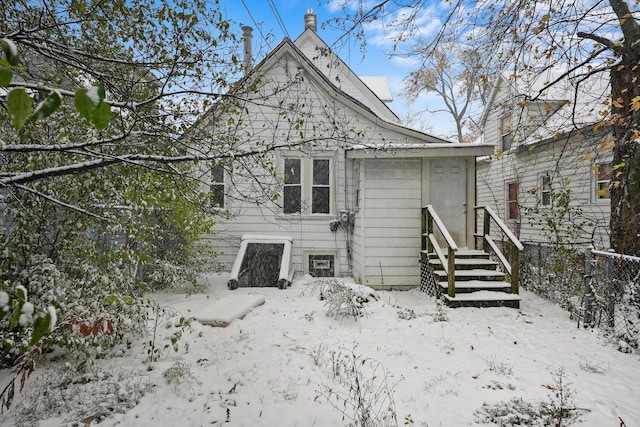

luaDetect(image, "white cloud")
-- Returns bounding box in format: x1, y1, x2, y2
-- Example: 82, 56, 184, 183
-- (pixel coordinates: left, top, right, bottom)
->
361, 5, 442, 51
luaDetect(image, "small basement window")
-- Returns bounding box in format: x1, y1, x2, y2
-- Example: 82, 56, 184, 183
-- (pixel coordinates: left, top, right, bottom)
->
308, 254, 335, 277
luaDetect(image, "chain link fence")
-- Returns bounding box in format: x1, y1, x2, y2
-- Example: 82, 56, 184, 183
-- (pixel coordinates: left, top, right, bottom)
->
579, 249, 640, 348
520, 243, 640, 349
520, 242, 585, 311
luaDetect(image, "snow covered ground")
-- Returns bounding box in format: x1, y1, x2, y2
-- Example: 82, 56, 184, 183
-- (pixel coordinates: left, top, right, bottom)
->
2, 273, 639, 426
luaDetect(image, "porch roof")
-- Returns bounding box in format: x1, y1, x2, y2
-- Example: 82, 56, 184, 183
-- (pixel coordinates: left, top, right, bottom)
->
345, 142, 495, 159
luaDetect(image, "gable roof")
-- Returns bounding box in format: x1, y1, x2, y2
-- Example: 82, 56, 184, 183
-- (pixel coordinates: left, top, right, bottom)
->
481, 69, 610, 144
293, 28, 399, 122
242, 30, 453, 145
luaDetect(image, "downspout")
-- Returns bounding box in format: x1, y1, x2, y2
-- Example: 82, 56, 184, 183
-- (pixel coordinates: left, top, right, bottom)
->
344, 149, 352, 274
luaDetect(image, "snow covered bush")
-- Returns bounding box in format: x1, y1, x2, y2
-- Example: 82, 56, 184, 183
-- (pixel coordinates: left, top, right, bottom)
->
317, 348, 399, 427
431, 299, 448, 322
10, 364, 151, 426
317, 280, 378, 320
0, 253, 147, 368
474, 368, 586, 426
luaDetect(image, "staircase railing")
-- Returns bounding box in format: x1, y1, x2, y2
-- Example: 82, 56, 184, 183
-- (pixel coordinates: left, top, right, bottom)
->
422, 205, 458, 297
474, 206, 524, 294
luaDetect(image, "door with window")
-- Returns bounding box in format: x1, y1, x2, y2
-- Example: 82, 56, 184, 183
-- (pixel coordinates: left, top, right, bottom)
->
429, 159, 467, 245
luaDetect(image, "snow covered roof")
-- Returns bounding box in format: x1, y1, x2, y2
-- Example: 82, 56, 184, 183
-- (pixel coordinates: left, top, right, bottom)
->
359, 76, 393, 102
482, 68, 610, 145
346, 141, 494, 158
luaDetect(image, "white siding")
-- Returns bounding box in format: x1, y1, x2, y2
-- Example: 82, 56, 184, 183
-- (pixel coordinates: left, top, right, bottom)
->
477, 130, 611, 249
195, 36, 477, 290
359, 158, 422, 288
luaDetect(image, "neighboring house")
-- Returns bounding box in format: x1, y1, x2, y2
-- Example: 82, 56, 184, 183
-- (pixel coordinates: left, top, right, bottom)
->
477, 70, 612, 250
196, 10, 494, 290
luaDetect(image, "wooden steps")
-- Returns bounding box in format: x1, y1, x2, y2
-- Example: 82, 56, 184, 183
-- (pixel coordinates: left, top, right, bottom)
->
426, 249, 520, 309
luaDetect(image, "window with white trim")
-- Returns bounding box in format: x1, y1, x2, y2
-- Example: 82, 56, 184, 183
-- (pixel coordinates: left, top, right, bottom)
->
507, 181, 519, 220
540, 172, 551, 206
312, 159, 330, 214
594, 162, 612, 200
284, 158, 302, 213
211, 163, 225, 208
500, 114, 513, 151
282, 156, 332, 215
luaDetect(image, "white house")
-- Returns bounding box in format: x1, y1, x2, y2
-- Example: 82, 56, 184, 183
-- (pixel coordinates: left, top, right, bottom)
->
476, 70, 612, 250
197, 10, 496, 293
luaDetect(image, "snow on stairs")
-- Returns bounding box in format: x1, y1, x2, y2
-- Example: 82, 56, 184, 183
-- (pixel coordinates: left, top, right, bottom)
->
428, 249, 521, 309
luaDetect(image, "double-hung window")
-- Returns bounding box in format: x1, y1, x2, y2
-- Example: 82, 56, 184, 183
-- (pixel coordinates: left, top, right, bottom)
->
500, 114, 513, 151
211, 163, 225, 208
312, 159, 330, 214
507, 181, 519, 220
540, 173, 552, 206
284, 158, 302, 214
283, 157, 332, 215
594, 163, 612, 201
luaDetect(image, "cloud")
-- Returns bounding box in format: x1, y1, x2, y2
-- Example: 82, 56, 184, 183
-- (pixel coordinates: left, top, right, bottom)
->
361, 5, 442, 51
326, 0, 363, 13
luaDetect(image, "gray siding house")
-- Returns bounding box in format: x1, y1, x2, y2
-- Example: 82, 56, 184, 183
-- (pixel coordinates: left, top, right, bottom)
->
476, 70, 612, 250
198, 11, 493, 290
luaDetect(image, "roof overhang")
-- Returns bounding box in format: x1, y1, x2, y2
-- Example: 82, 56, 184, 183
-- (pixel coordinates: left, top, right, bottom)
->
345, 143, 496, 159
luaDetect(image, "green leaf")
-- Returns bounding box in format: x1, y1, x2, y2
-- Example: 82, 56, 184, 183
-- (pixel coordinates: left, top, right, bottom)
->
74, 88, 93, 121
0, 69, 12, 87
15, 288, 26, 304
29, 314, 51, 346
0, 38, 20, 66
28, 90, 62, 123
7, 88, 32, 130
90, 101, 112, 131
75, 84, 111, 130
9, 304, 22, 330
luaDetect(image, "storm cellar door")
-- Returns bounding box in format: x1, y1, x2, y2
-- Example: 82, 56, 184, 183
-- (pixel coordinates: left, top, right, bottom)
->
228, 235, 293, 289
237, 243, 284, 287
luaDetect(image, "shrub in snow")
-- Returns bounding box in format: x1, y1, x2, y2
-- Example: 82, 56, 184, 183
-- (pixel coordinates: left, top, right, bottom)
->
540, 368, 582, 426
474, 368, 586, 427
10, 364, 151, 426
431, 299, 448, 322
316, 279, 378, 320
397, 307, 416, 320
1, 255, 148, 365
474, 397, 542, 426
0, 271, 57, 366
163, 361, 197, 387
486, 356, 514, 376
316, 348, 399, 427
0, 252, 151, 412
145, 301, 190, 367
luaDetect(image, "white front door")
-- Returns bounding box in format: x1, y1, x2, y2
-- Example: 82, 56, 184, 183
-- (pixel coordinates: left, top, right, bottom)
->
429, 159, 467, 245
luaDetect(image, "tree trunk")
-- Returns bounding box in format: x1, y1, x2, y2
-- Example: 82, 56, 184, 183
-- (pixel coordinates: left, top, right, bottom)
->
609, 49, 640, 256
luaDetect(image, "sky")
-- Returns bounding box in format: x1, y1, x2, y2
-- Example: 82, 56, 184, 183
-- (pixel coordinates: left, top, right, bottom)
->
218, 0, 458, 138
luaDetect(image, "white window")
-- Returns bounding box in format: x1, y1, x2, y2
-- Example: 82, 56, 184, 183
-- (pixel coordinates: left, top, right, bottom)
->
282, 156, 332, 215
211, 163, 225, 208
500, 114, 513, 151
539, 173, 552, 206
284, 158, 302, 214
594, 163, 612, 201
507, 181, 519, 220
